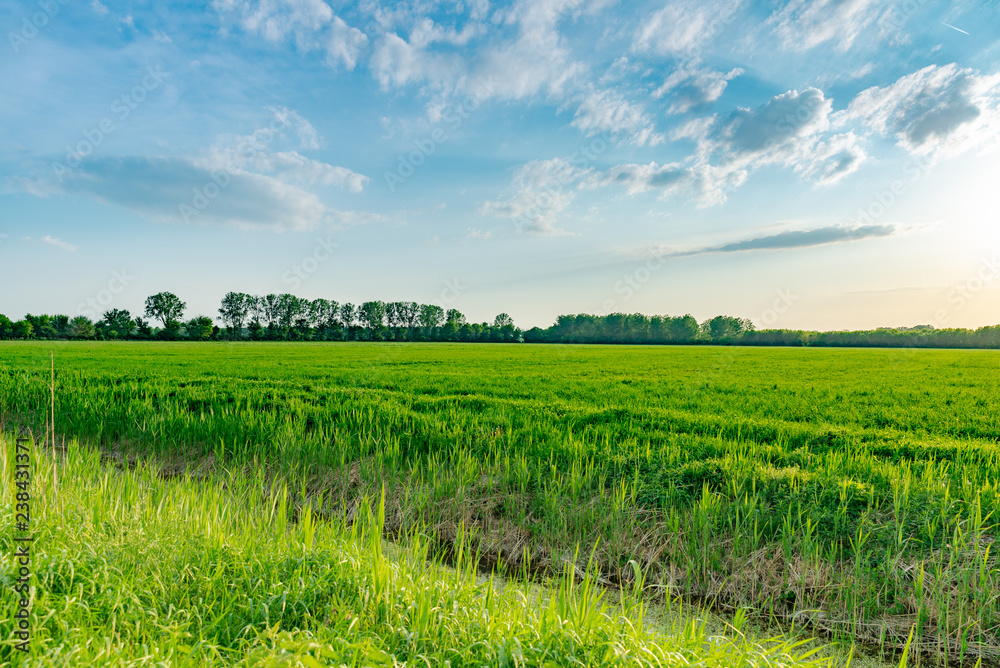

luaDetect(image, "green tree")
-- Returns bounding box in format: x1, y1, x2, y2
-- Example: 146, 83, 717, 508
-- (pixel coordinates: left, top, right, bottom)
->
133, 317, 153, 339
418, 304, 444, 328
13, 320, 34, 340
144, 292, 186, 327
185, 316, 214, 341
219, 292, 253, 339
668, 315, 699, 342
100, 309, 135, 339
339, 303, 356, 328
24, 314, 57, 339
68, 316, 96, 339
0, 314, 12, 339
276, 294, 304, 331
703, 315, 749, 342
52, 314, 70, 337
359, 301, 387, 333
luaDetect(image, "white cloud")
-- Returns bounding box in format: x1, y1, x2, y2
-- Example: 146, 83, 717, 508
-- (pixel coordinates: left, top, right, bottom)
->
768, 0, 889, 51
478, 158, 591, 235
370, 32, 462, 90
634, 0, 742, 56
592, 88, 858, 206
590, 162, 743, 207
13, 107, 371, 232
91, 0, 108, 16
571, 89, 663, 146
326, 16, 366, 70
269, 106, 321, 149
794, 132, 866, 185
846, 63, 1000, 158
639, 223, 901, 258
226, 151, 368, 191
475, 0, 594, 101
655, 66, 743, 114
41, 236, 77, 252
202, 109, 367, 193
213, 0, 333, 47
464, 227, 493, 240
706, 88, 833, 161
409, 16, 482, 48
214, 0, 367, 67
47, 156, 329, 231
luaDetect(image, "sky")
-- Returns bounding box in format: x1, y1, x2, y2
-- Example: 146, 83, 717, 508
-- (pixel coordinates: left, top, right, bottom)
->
1, 0, 999, 331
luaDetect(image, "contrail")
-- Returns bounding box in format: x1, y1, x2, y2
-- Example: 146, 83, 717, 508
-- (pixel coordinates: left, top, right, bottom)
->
941, 21, 970, 35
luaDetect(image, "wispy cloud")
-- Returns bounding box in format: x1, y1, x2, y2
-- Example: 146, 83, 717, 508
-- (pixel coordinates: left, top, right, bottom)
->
41, 235, 77, 252
464, 227, 493, 240
768, 0, 889, 51
643, 223, 900, 258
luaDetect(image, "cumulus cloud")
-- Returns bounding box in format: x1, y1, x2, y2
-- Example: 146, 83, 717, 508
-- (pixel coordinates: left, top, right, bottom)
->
669, 87, 865, 199
706, 88, 832, 159
370, 32, 463, 90
768, 0, 889, 51
846, 63, 1000, 158
478, 158, 590, 235
655, 66, 743, 114
485, 88, 861, 213
571, 89, 663, 145
644, 223, 900, 258
584, 87, 866, 207
327, 16, 367, 70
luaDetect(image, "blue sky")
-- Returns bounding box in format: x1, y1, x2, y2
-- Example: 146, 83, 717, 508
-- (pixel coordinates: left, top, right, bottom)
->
2, 0, 1000, 330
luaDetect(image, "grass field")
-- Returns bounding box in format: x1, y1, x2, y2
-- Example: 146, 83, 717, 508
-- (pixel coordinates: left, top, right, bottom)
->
2, 341, 999, 666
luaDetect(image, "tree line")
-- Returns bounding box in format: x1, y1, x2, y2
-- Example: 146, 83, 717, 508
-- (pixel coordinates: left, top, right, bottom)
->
523, 314, 1000, 348
0, 292, 520, 343
2, 291, 999, 348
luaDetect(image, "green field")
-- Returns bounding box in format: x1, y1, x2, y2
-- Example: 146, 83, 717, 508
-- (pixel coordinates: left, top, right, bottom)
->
2, 342, 999, 666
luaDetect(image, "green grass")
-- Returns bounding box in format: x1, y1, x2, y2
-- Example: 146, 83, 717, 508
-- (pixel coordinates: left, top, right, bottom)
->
0, 433, 836, 667
1, 341, 999, 665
